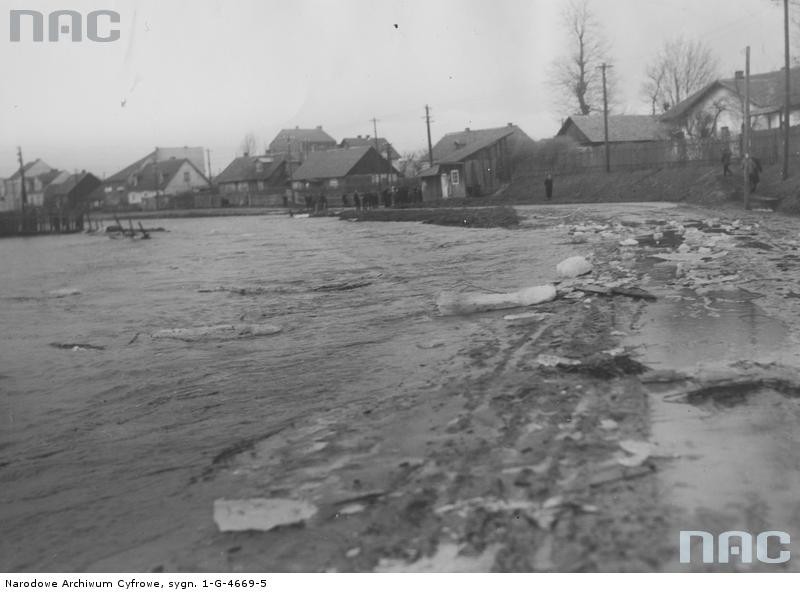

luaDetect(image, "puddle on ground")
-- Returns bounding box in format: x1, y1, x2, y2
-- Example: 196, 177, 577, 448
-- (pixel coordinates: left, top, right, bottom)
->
624, 288, 800, 570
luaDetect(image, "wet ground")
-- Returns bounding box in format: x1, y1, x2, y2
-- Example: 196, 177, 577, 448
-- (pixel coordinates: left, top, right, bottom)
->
3, 202, 800, 571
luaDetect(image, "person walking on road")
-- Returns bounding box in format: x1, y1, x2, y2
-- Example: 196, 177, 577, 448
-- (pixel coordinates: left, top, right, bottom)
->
544, 172, 554, 200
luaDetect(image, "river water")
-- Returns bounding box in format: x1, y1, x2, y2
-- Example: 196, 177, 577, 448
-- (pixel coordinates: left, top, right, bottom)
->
0, 213, 575, 571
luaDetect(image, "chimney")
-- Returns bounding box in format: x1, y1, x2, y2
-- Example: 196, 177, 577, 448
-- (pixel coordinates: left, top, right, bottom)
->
357, 135, 362, 139
316, 125, 322, 130
735, 70, 744, 80
507, 122, 513, 127
465, 127, 470, 132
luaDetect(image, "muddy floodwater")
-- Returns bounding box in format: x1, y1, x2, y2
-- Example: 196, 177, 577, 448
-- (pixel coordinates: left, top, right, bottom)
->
4, 203, 800, 572
0, 212, 581, 570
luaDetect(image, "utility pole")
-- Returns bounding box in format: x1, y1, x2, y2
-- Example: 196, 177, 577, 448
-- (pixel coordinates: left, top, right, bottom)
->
424, 105, 434, 166
784, 0, 791, 180
599, 63, 612, 173
206, 148, 213, 181
286, 136, 296, 206
17, 146, 28, 218
371, 117, 382, 190
744, 46, 752, 211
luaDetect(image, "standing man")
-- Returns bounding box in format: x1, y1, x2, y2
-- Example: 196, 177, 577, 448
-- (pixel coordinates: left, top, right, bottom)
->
544, 172, 554, 200
721, 146, 732, 176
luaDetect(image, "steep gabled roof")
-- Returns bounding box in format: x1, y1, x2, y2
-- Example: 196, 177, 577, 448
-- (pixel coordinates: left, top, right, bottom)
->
44, 172, 101, 199
106, 151, 156, 183
292, 145, 376, 180
268, 127, 337, 153
129, 159, 205, 192
8, 159, 53, 181
214, 155, 286, 185
339, 136, 400, 159
432, 126, 520, 162
662, 66, 800, 122
557, 114, 671, 143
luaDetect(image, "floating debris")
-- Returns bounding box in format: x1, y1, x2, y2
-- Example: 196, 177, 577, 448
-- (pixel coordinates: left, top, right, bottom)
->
556, 256, 592, 278
213, 498, 317, 532
47, 288, 81, 298
49, 342, 105, 351
152, 324, 281, 342
436, 284, 556, 315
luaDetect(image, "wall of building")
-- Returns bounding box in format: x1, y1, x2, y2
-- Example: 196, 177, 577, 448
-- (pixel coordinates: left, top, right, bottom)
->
163, 162, 209, 195
154, 147, 206, 176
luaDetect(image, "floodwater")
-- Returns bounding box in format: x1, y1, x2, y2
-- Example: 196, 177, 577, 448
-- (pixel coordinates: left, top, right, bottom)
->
626, 281, 800, 570
0, 213, 573, 571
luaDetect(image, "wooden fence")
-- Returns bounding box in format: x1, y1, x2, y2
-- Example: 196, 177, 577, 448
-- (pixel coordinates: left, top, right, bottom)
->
528, 126, 800, 175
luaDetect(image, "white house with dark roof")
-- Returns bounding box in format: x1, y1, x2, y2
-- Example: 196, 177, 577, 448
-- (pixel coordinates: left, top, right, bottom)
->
126, 159, 209, 207
1, 159, 57, 211
660, 66, 800, 138
104, 147, 208, 207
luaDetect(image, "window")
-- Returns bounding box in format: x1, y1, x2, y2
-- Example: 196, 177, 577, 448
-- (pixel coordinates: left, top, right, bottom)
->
329, 179, 339, 189
256, 162, 264, 173
450, 170, 460, 185
257, 181, 265, 190
184, 171, 191, 183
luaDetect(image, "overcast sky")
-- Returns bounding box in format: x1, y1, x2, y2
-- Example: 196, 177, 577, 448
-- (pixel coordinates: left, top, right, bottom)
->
0, 0, 790, 178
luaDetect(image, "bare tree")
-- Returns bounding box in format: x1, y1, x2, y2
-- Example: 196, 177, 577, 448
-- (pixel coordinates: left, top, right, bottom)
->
644, 36, 719, 112
641, 61, 667, 116
549, 0, 615, 115
240, 133, 257, 156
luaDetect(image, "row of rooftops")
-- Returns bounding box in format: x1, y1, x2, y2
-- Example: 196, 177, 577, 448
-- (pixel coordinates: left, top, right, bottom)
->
22, 65, 795, 190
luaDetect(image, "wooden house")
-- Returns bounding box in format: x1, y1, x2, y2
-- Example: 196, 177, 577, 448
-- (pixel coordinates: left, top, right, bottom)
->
291, 145, 398, 204
214, 154, 290, 206
419, 124, 533, 200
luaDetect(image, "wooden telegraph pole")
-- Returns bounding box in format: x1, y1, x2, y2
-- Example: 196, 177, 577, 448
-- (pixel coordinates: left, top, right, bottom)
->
424, 105, 434, 166
744, 46, 752, 211
783, 0, 791, 180
371, 117, 383, 191
599, 63, 612, 173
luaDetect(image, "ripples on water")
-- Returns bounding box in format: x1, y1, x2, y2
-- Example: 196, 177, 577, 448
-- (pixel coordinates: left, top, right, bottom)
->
0, 214, 566, 570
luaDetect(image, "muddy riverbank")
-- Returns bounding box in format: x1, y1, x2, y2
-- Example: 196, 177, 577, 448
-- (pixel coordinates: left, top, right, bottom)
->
3, 203, 800, 571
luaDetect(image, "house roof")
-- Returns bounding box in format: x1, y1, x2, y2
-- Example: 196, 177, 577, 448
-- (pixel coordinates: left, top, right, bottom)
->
432, 126, 520, 162
214, 155, 286, 185
269, 127, 337, 151
557, 115, 671, 143
340, 136, 400, 159
8, 159, 52, 181
418, 164, 443, 178
106, 151, 155, 184
44, 172, 101, 199
662, 66, 800, 122
292, 145, 383, 180
130, 159, 200, 192
36, 169, 63, 187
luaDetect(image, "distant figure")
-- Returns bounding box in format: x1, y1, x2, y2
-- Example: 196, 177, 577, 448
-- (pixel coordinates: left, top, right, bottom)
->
353, 190, 361, 211
721, 146, 732, 176
744, 155, 762, 192
544, 172, 554, 200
